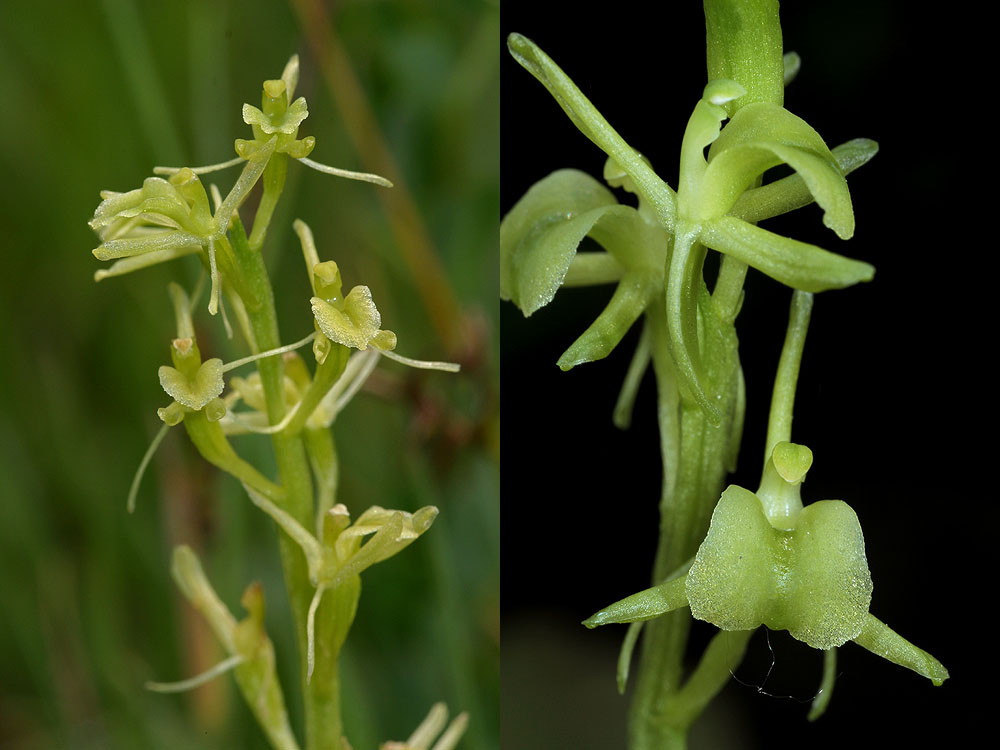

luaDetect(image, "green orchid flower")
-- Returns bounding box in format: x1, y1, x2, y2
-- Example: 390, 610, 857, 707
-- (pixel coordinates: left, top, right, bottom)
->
91, 144, 276, 316
501, 34, 878, 423
241, 483, 438, 683
582, 290, 948, 718
583, 439, 949, 690
152, 56, 392, 253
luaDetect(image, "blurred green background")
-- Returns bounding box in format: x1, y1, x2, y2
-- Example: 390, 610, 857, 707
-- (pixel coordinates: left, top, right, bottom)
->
0, 1, 498, 748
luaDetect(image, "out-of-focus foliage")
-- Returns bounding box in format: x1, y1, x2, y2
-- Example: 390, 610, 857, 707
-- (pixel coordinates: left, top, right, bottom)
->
0, 1, 499, 748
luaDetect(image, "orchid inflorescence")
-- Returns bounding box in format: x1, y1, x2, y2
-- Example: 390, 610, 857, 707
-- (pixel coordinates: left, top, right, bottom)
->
90, 56, 466, 749
502, 24, 946, 732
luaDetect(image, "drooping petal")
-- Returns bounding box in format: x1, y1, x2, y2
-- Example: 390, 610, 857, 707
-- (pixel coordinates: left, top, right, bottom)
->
731, 138, 878, 223
557, 273, 657, 370
501, 169, 663, 316
702, 102, 854, 237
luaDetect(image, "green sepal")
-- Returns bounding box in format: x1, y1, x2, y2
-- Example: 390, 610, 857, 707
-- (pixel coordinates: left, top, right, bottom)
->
702, 102, 853, 238
700, 216, 874, 293
582, 575, 688, 629
732, 138, 878, 224
506, 33, 676, 227
557, 273, 657, 370
93, 229, 204, 261
853, 613, 949, 685
501, 169, 618, 315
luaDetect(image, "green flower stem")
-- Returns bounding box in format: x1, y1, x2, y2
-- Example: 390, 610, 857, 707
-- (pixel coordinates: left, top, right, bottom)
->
282, 344, 350, 437
249, 153, 289, 251
628, 304, 738, 750
627, 9, 784, 743
704, 0, 784, 114
665, 629, 753, 729
764, 290, 813, 464
229, 215, 341, 750
303, 427, 339, 534
182, 411, 285, 503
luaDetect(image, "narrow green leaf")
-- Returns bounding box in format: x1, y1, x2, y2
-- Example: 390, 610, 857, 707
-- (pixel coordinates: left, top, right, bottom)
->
700, 216, 874, 292
507, 33, 676, 227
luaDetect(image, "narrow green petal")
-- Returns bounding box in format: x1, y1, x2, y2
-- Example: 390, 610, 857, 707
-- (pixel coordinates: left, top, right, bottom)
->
612, 323, 651, 430
853, 614, 949, 685
557, 273, 656, 370
616, 622, 643, 694
732, 138, 878, 224
700, 216, 874, 292
93, 230, 203, 261
583, 575, 689, 628
507, 33, 676, 227
94, 243, 202, 281
807, 647, 837, 721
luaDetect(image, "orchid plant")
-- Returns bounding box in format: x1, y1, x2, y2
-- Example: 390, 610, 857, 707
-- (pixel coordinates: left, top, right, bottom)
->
502, 1, 947, 747
89, 55, 467, 750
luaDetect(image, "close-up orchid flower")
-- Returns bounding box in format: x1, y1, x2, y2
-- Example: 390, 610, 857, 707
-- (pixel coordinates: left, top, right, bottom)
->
501, 1, 972, 748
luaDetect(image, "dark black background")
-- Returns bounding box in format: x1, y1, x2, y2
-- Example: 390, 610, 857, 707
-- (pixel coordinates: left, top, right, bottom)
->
502, 2, 988, 747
